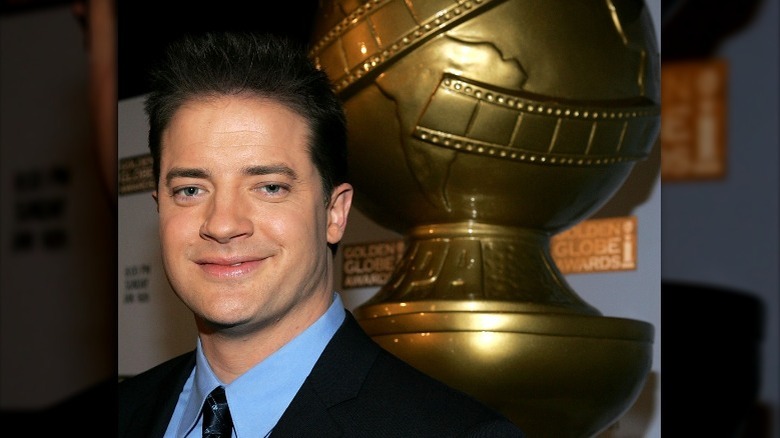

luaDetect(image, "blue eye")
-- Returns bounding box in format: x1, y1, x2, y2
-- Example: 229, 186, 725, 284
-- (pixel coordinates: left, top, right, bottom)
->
257, 183, 290, 198
174, 186, 202, 197
264, 184, 282, 194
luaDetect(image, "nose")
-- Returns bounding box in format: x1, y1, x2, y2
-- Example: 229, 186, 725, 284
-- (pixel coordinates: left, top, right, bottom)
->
199, 192, 253, 244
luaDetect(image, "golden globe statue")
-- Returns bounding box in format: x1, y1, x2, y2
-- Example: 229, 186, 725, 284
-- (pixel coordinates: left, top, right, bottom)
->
310, 1, 659, 436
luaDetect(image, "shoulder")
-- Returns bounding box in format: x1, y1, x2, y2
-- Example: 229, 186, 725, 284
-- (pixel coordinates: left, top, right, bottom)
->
367, 347, 523, 432
329, 347, 525, 436
118, 350, 195, 402
318, 314, 525, 436
118, 351, 196, 436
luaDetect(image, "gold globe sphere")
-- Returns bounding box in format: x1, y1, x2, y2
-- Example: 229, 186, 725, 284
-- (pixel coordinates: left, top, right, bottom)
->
311, 1, 659, 436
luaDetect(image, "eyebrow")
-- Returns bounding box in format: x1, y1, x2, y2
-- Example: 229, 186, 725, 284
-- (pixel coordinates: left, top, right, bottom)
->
164, 164, 298, 187
165, 167, 209, 187
243, 164, 298, 180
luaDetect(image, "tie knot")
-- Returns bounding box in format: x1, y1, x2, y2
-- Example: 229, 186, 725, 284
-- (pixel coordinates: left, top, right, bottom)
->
208, 386, 228, 405
202, 386, 233, 438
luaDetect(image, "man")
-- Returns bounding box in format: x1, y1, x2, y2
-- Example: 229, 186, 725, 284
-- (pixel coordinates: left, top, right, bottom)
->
118, 31, 525, 437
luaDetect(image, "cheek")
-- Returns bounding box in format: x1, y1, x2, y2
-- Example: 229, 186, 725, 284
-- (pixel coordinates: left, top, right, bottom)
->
159, 212, 195, 251
268, 208, 321, 246
264, 211, 300, 241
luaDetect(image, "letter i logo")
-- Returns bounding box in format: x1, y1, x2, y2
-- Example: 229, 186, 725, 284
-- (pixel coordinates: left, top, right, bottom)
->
621, 218, 636, 269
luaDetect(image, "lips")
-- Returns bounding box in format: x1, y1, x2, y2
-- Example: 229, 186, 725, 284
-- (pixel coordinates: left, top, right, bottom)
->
196, 257, 264, 279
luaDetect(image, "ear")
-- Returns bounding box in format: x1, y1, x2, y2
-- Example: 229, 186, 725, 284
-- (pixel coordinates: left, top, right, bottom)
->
152, 190, 159, 212
326, 183, 353, 245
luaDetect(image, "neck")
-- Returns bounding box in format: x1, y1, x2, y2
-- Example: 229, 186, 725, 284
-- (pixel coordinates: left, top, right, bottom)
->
198, 291, 334, 384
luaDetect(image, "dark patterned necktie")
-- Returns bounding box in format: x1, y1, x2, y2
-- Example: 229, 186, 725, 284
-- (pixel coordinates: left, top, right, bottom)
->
202, 386, 233, 438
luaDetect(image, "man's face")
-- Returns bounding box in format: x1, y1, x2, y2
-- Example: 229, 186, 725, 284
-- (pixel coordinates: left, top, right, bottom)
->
154, 94, 351, 335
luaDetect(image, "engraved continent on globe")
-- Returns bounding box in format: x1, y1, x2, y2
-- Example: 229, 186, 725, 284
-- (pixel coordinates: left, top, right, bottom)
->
310, 0, 660, 234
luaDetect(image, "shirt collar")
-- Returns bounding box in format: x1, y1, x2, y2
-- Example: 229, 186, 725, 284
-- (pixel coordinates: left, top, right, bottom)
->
177, 293, 346, 437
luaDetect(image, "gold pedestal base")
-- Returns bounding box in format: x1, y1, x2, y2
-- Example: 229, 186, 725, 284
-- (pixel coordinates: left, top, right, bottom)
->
356, 304, 653, 437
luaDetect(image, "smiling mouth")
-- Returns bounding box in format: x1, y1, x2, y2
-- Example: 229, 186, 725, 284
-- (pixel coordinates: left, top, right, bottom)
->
198, 259, 262, 278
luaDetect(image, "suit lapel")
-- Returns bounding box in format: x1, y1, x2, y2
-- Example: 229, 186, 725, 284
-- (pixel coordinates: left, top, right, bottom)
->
272, 312, 381, 436
124, 352, 196, 438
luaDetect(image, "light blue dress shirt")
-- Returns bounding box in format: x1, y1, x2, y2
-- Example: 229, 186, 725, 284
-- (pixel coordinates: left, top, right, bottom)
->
163, 293, 346, 437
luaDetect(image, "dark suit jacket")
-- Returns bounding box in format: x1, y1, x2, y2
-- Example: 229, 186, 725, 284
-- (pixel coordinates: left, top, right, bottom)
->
119, 312, 525, 437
